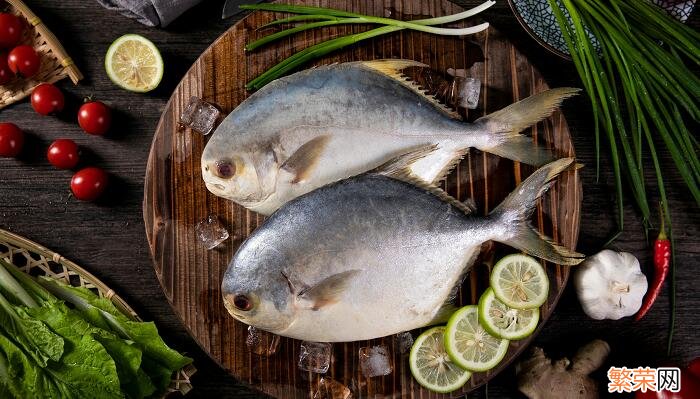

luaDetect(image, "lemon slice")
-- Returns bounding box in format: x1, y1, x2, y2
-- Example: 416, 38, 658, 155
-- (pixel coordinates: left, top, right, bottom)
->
105, 34, 163, 92
478, 288, 540, 340
490, 254, 549, 309
409, 327, 471, 393
444, 305, 509, 372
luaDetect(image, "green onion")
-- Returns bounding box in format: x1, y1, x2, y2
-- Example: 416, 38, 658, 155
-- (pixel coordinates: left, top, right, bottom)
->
547, 0, 699, 353
242, 1, 495, 89
260, 14, 341, 28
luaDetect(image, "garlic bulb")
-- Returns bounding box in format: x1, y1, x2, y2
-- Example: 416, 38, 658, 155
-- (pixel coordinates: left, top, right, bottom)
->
574, 250, 648, 320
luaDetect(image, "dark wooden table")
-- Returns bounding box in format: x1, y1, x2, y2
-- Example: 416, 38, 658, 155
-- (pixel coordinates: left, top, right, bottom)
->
0, 1, 697, 398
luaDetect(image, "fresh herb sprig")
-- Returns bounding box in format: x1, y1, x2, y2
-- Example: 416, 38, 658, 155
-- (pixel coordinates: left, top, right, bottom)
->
242, 1, 495, 90
547, 0, 699, 353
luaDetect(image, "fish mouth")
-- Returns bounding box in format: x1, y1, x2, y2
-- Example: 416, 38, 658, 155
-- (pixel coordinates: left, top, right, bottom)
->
203, 179, 234, 199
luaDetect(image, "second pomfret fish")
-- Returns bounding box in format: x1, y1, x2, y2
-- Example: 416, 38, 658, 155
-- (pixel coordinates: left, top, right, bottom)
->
221, 154, 584, 342
202, 59, 579, 215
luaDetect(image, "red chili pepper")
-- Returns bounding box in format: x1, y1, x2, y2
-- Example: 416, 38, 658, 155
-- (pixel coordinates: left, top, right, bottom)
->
636, 206, 671, 321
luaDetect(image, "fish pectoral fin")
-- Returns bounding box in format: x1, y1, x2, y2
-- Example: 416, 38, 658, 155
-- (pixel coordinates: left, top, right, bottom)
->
297, 270, 361, 311
279, 135, 331, 184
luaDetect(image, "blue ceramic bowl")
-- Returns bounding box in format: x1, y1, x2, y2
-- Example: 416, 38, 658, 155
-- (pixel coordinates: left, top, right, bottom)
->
507, 0, 697, 59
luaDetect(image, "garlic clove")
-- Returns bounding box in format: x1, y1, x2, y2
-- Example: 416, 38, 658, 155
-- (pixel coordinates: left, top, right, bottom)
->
574, 250, 648, 320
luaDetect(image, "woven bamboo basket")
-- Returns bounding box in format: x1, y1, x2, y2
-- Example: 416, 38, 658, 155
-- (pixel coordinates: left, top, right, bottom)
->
0, 0, 82, 109
0, 228, 196, 397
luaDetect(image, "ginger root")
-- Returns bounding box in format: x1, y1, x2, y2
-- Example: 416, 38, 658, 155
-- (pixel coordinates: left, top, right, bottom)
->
516, 339, 610, 399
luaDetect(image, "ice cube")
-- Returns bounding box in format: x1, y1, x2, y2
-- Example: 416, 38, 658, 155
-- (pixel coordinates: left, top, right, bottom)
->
195, 214, 229, 249
452, 77, 481, 110
246, 326, 280, 356
393, 332, 414, 355
298, 341, 332, 373
313, 377, 351, 399
179, 96, 221, 135
358, 345, 393, 378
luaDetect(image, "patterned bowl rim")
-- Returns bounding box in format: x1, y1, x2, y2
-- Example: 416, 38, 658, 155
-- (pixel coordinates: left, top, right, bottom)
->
507, 0, 697, 61
506, 0, 571, 60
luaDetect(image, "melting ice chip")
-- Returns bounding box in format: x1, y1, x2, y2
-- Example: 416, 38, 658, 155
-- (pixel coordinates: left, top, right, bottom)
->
195, 214, 229, 249
358, 345, 393, 378
246, 326, 280, 356
298, 341, 332, 373
447, 67, 482, 110
313, 377, 351, 399
453, 76, 481, 110
393, 331, 414, 355
179, 96, 221, 135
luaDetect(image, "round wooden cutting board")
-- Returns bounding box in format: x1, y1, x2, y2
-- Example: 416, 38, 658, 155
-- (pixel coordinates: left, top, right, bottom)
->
144, 1, 582, 397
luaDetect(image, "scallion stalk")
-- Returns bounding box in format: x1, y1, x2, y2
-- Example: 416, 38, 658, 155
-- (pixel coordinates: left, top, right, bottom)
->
242, 1, 495, 89
547, 0, 699, 353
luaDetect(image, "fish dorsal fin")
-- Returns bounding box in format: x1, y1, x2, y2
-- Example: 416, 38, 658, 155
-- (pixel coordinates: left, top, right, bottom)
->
373, 146, 476, 216
297, 270, 361, 311
430, 148, 470, 185
409, 177, 476, 216
360, 59, 429, 76
280, 135, 331, 184
361, 59, 461, 120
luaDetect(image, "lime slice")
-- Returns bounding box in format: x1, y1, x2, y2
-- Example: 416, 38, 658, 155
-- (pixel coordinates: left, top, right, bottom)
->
409, 327, 471, 393
490, 254, 549, 310
105, 34, 163, 92
478, 288, 540, 340
444, 305, 509, 372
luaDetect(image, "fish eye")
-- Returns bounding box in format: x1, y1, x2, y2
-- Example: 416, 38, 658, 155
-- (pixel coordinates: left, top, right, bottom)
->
233, 294, 253, 311
215, 160, 236, 179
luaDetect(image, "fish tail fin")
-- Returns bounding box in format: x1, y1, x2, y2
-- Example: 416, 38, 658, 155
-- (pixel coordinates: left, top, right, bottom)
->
489, 157, 584, 265
475, 88, 580, 166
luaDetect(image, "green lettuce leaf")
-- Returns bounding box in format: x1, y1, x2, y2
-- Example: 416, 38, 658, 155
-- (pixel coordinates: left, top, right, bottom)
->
39, 280, 193, 392
0, 331, 69, 399
0, 292, 63, 367
97, 336, 156, 398
27, 302, 124, 399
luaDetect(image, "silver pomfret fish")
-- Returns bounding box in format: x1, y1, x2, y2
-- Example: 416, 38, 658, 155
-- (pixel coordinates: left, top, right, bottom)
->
221, 157, 583, 342
202, 59, 579, 215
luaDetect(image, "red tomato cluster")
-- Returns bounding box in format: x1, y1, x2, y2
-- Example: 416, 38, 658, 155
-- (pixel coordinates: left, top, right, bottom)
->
0, 13, 41, 82
0, 13, 114, 202
1, 80, 113, 201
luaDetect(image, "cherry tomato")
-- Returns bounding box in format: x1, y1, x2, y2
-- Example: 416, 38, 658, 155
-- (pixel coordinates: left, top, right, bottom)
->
47, 139, 79, 169
0, 13, 22, 49
71, 167, 108, 201
31, 83, 64, 115
0, 122, 23, 157
7, 45, 39, 78
0, 53, 13, 84
78, 101, 111, 135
